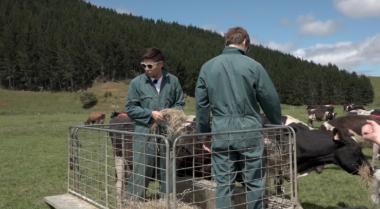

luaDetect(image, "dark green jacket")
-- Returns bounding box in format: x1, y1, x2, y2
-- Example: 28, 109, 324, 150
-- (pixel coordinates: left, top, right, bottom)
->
195, 47, 281, 136
126, 71, 185, 133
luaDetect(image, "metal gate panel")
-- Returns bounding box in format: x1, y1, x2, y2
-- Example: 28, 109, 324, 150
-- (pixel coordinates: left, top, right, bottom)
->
68, 124, 297, 209
173, 125, 297, 209
68, 123, 171, 209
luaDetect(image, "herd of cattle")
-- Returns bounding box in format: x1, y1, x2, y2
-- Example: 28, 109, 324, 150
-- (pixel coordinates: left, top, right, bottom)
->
307, 103, 379, 127
82, 103, 380, 205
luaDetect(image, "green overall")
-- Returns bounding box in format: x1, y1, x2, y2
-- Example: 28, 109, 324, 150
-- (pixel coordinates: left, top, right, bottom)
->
195, 47, 281, 209
126, 70, 185, 199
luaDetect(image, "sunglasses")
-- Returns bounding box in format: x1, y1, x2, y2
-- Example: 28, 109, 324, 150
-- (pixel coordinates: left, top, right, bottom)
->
140, 62, 160, 69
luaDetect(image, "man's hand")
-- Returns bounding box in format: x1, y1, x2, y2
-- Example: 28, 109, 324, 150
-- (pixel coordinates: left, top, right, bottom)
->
202, 144, 211, 153
200, 136, 211, 153
362, 120, 380, 145
152, 111, 164, 122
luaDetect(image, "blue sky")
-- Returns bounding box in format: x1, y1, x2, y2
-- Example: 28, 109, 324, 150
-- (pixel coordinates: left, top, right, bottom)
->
86, 0, 380, 76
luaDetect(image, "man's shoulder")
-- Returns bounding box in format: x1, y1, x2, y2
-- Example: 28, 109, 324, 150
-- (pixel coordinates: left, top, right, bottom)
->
207, 54, 224, 63
238, 55, 265, 71
165, 72, 180, 81
201, 55, 223, 70
202, 54, 263, 71
235, 54, 261, 65
130, 74, 147, 84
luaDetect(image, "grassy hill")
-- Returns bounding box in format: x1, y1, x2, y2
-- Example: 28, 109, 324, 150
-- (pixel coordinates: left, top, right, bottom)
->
1, 0, 372, 106
369, 76, 380, 108
0, 76, 379, 209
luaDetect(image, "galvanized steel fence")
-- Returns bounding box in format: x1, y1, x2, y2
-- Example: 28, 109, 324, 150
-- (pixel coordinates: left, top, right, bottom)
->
68, 123, 297, 209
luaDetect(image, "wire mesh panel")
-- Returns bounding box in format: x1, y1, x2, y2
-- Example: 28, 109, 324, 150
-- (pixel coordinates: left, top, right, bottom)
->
172, 125, 297, 209
68, 126, 110, 209
68, 123, 172, 209
68, 123, 297, 209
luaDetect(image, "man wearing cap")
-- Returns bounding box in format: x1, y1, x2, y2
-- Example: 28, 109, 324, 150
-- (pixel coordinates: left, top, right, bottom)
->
126, 47, 185, 200
195, 27, 282, 209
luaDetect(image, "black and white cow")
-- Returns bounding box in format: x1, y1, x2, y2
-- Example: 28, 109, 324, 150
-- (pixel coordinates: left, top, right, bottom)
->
278, 115, 372, 175
319, 114, 380, 203
262, 115, 371, 176
346, 109, 380, 116
293, 122, 370, 174
259, 115, 374, 206
307, 105, 335, 112
320, 115, 380, 144
343, 103, 366, 112
108, 112, 134, 207
320, 115, 380, 168
306, 105, 336, 127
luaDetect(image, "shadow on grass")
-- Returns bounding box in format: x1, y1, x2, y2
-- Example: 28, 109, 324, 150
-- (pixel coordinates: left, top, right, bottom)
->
301, 202, 335, 209
301, 202, 368, 209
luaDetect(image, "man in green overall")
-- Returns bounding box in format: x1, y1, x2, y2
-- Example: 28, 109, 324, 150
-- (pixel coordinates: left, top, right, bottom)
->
126, 47, 185, 200
195, 27, 282, 209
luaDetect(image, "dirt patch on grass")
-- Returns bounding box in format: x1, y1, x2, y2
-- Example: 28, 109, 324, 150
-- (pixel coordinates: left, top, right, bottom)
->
92, 82, 124, 93
99, 82, 124, 92
88, 81, 130, 98
0, 100, 8, 107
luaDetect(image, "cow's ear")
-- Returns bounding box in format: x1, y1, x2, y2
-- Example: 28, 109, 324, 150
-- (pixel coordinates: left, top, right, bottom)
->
332, 128, 346, 145
332, 128, 341, 141
333, 128, 356, 145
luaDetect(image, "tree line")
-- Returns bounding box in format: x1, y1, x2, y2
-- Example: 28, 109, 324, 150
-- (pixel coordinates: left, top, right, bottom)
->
0, 0, 374, 105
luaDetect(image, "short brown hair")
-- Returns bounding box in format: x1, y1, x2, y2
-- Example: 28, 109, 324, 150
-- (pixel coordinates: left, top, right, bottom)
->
224, 27, 250, 46
142, 47, 165, 62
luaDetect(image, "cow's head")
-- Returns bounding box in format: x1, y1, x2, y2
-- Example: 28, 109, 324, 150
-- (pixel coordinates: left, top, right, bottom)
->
332, 128, 372, 175
325, 111, 336, 121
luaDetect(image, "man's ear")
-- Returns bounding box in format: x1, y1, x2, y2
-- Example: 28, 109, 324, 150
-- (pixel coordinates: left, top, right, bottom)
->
243, 39, 250, 51
158, 61, 164, 69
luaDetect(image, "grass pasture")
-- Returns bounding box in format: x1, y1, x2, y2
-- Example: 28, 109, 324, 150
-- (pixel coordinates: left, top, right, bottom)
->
0, 77, 380, 209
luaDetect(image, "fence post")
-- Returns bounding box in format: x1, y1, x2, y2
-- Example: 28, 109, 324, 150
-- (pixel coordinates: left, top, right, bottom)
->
105, 132, 108, 208
172, 142, 177, 209
167, 139, 172, 209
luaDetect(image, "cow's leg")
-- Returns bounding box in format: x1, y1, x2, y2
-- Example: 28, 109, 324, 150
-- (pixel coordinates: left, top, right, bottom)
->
114, 156, 125, 208
308, 119, 314, 127
371, 169, 380, 204
270, 144, 285, 194
112, 135, 127, 208
274, 169, 284, 194
372, 143, 380, 169
307, 113, 315, 127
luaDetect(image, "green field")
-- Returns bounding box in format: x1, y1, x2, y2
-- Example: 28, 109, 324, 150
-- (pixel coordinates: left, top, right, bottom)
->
1, 78, 380, 209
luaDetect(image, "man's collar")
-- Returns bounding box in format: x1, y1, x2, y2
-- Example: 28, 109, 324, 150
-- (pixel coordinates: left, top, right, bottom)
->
144, 70, 169, 82
222, 46, 246, 55
152, 78, 159, 84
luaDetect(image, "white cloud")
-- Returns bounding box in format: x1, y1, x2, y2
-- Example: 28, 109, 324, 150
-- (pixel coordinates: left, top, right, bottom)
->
116, 8, 133, 15
291, 34, 380, 73
334, 0, 380, 18
200, 25, 224, 36
280, 18, 292, 27
267, 41, 295, 53
297, 15, 340, 36
250, 38, 261, 46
